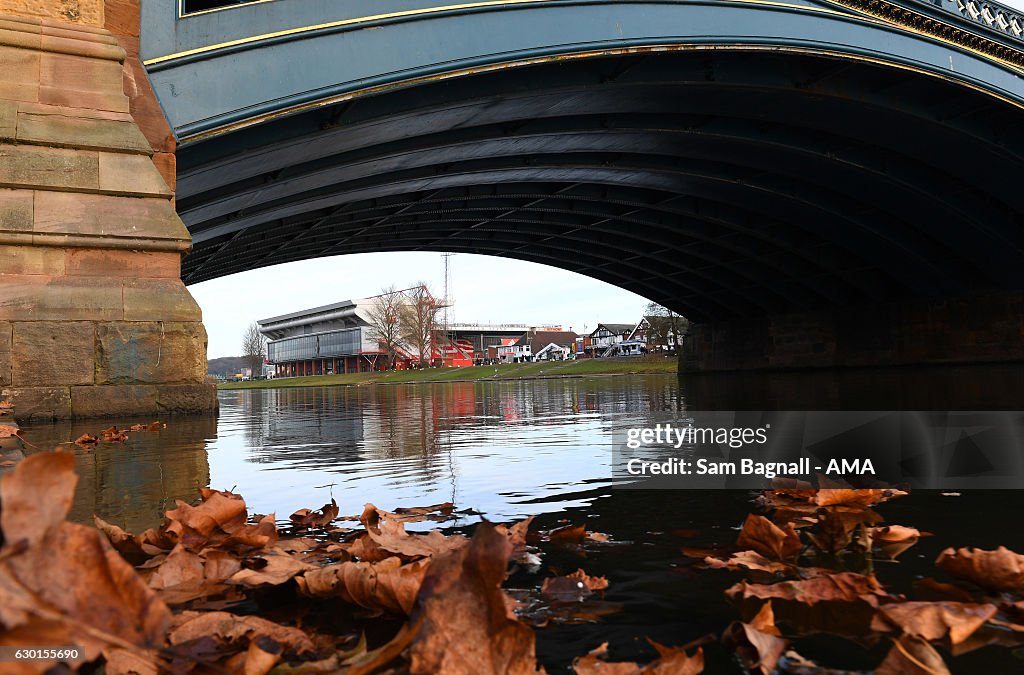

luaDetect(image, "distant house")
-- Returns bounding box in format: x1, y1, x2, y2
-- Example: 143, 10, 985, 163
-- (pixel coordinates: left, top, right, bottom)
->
629, 317, 653, 344
501, 330, 578, 363
585, 323, 634, 357
630, 314, 686, 352
493, 338, 519, 363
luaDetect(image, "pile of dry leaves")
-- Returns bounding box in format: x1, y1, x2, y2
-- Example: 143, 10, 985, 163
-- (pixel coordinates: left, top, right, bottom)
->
4, 447, 1024, 674
0, 450, 698, 674
692, 481, 1024, 673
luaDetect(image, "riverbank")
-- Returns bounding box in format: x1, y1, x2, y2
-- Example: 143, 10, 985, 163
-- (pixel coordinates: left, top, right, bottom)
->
218, 356, 678, 389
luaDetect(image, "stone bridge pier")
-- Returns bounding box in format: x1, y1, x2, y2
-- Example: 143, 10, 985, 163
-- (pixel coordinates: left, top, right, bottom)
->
0, 0, 216, 420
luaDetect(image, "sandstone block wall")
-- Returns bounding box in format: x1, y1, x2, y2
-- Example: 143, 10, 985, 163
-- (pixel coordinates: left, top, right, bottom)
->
0, 10, 216, 420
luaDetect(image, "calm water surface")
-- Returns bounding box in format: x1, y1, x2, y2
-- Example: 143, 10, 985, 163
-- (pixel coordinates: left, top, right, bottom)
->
18, 367, 1024, 673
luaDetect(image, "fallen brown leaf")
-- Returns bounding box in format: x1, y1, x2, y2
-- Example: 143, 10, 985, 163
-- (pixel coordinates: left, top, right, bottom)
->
867, 525, 921, 560
736, 514, 801, 561
726, 572, 890, 637
290, 499, 340, 529
814, 488, 907, 508
875, 634, 950, 674
297, 556, 430, 615
723, 603, 787, 675
0, 451, 172, 664
74, 433, 98, 447
870, 601, 996, 646
540, 569, 609, 601
935, 546, 1024, 592
404, 522, 543, 674
548, 523, 588, 544
168, 610, 316, 658
360, 502, 454, 527
805, 508, 881, 557
230, 547, 317, 588
365, 519, 468, 561
704, 550, 794, 575
572, 639, 704, 674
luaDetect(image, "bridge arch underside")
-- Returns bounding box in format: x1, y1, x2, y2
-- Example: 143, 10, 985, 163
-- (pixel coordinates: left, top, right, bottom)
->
177, 49, 1024, 323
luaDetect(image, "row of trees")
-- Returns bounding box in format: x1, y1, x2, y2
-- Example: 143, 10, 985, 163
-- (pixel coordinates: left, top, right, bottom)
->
366, 284, 446, 369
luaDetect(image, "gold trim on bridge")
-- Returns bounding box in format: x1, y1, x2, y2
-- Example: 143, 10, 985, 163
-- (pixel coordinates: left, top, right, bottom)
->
150, 0, 563, 65
147, 0, 896, 66
146, 0, 1024, 76
178, 42, 1024, 145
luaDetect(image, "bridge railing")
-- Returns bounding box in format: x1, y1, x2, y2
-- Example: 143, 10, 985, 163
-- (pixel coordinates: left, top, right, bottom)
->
939, 0, 1024, 39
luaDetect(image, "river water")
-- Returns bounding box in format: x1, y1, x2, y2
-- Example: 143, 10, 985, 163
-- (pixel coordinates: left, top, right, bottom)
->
16, 366, 1024, 672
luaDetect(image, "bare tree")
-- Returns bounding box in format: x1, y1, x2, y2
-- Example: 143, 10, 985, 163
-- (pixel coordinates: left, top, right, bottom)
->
366, 285, 406, 369
242, 321, 268, 377
644, 302, 687, 352
400, 283, 444, 366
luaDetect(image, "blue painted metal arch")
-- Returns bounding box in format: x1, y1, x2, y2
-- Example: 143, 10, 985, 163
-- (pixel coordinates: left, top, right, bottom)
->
147, 0, 1024, 321
142, 0, 1024, 141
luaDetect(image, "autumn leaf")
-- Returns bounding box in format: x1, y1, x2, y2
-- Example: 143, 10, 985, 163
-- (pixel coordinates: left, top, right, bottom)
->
726, 572, 891, 637
497, 516, 540, 566
723, 603, 787, 675
230, 547, 317, 588
875, 634, 951, 674
870, 601, 997, 646
297, 556, 431, 615
363, 519, 468, 561
168, 610, 316, 662
814, 488, 907, 508
74, 433, 98, 448
704, 550, 794, 576
403, 522, 543, 674
868, 525, 922, 560
572, 639, 704, 674
166, 492, 248, 542
290, 499, 340, 529
128, 421, 163, 432
540, 569, 609, 601
360, 501, 454, 527
93, 515, 148, 563
101, 426, 128, 443
547, 523, 587, 543
805, 508, 881, 557
0, 451, 172, 664
935, 546, 1024, 592
736, 514, 801, 561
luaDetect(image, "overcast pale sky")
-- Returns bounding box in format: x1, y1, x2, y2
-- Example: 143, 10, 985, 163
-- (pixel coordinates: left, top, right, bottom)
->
190, 253, 652, 358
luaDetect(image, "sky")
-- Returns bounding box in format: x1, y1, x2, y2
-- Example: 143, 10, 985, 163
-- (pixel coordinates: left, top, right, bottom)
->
190, 253, 653, 358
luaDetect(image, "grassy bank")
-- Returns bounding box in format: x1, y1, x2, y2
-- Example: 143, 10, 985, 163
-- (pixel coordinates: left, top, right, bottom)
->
218, 356, 678, 390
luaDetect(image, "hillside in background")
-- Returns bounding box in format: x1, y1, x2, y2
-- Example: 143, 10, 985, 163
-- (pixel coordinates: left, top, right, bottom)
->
208, 356, 249, 377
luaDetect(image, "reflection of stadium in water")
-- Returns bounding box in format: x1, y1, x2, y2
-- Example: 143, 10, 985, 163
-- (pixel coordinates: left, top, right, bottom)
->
18, 375, 689, 531
235, 377, 687, 465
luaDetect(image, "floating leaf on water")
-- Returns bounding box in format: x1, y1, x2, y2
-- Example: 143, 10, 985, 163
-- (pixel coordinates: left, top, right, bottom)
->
290, 498, 340, 529
726, 572, 891, 637
870, 601, 997, 646
540, 568, 609, 601
547, 523, 587, 544
875, 634, 951, 674
736, 514, 801, 562
572, 639, 704, 674
935, 546, 1024, 592
723, 603, 787, 675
